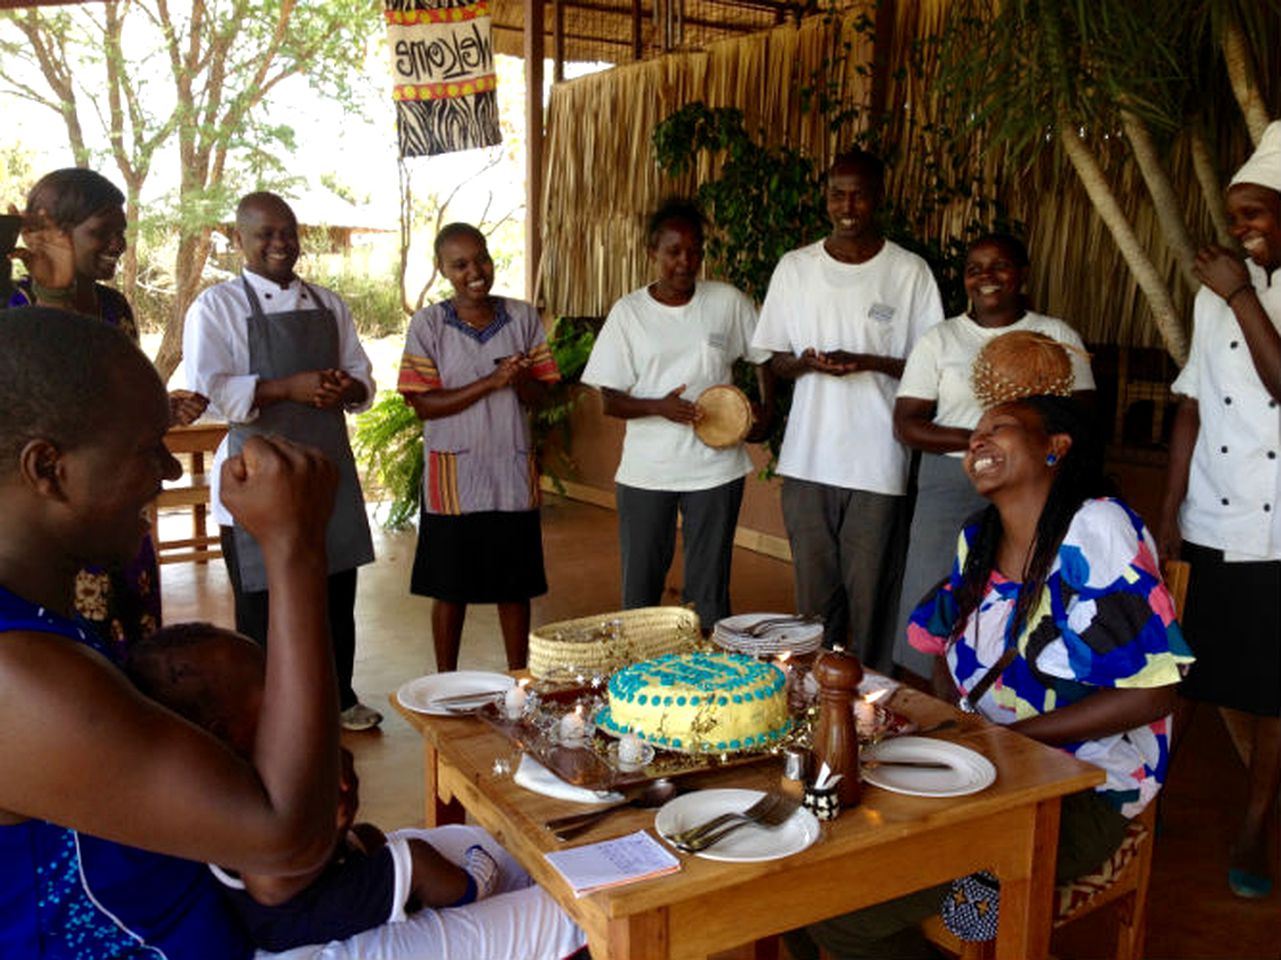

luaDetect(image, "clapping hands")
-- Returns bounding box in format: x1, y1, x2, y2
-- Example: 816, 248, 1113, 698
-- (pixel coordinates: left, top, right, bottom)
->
7, 204, 75, 291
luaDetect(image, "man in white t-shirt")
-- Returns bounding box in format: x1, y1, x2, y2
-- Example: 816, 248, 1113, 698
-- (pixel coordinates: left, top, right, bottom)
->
752, 149, 943, 669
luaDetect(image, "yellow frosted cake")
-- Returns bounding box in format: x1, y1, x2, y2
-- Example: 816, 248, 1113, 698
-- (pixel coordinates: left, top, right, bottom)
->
598, 651, 791, 754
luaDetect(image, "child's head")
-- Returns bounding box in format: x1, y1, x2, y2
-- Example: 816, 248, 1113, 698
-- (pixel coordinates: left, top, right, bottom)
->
126, 622, 265, 756
128, 623, 361, 832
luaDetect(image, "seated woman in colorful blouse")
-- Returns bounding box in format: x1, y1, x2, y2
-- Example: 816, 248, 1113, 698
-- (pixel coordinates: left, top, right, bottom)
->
786, 334, 1192, 960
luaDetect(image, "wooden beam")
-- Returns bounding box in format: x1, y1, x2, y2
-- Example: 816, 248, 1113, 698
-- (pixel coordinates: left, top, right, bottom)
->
631, 0, 643, 60
869, 0, 895, 121
524, 0, 545, 303
553, 0, 566, 82
558, 0, 768, 34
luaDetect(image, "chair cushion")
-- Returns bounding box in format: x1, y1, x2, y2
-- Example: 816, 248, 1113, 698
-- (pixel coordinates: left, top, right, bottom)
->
1054, 817, 1149, 923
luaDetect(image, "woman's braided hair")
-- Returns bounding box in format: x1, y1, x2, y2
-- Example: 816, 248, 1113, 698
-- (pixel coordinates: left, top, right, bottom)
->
950, 395, 1111, 648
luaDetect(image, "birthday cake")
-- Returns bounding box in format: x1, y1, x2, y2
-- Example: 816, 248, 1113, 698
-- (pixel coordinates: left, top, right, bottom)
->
598, 651, 791, 754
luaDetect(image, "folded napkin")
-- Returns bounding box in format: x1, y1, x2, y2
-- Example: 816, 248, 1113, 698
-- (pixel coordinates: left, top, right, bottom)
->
514, 755, 623, 805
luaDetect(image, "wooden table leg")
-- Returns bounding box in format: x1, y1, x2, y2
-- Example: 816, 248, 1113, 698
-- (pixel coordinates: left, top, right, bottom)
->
423, 741, 465, 827
594, 908, 669, 960
994, 797, 1061, 960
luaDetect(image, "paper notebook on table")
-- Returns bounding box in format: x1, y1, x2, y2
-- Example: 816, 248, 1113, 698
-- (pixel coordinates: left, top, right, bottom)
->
544, 830, 681, 897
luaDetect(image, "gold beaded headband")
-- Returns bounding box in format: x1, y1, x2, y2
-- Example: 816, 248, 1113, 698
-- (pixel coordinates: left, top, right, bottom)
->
971, 330, 1087, 409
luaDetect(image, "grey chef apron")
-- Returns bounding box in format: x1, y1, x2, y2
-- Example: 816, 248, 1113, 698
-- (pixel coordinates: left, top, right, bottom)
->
227, 275, 374, 592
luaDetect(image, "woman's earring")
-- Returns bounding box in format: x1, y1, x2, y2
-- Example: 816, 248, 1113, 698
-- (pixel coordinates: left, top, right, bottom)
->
1045, 452, 1058, 466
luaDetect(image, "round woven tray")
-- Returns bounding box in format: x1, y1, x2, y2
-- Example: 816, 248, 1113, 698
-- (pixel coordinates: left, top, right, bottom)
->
694, 384, 752, 448
528, 606, 701, 680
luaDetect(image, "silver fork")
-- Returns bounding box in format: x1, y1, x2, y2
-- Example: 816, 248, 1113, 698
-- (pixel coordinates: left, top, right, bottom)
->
667, 791, 786, 848
676, 794, 800, 853
743, 614, 822, 638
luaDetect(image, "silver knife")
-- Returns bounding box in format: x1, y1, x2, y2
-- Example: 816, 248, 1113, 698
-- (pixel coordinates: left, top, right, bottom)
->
861, 758, 954, 770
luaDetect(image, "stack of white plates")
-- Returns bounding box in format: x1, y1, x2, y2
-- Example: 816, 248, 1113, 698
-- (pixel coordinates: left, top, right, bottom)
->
712, 613, 824, 657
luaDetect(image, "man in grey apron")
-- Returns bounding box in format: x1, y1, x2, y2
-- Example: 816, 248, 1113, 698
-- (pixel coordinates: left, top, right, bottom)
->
182, 192, 380, 730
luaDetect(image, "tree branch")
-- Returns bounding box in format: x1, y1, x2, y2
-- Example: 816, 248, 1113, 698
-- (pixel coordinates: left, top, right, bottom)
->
1059, 124, 1188, 364
1188, 126, 1230, 246
1121, 109, 1198, 291
1221, 14, 1270, 145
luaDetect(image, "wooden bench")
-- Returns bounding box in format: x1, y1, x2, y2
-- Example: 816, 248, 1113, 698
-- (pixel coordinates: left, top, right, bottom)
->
147, 422, 228, 565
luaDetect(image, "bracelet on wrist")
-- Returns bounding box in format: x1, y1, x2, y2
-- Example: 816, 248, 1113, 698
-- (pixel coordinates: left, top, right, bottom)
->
1226, 281, 1254, 306
30, 279, 75, 303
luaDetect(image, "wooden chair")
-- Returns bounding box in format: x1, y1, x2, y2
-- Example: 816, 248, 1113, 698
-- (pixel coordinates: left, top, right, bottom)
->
923, 559, 1190, 960
145, 422, 228, 565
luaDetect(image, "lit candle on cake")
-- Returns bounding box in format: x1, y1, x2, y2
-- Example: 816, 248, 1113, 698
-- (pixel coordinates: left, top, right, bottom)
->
776, 651, 793, 692
559, 705, 587, 744
504, 679, 530, 720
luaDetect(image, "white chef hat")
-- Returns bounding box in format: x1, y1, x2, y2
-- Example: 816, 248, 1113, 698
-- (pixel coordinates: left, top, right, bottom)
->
1229, 120, 1281, 193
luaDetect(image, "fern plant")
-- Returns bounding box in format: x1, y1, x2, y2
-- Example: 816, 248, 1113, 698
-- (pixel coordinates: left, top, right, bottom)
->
352, 391, 425, 529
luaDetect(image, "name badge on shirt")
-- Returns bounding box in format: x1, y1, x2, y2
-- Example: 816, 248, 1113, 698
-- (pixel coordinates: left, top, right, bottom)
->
706, 331, 728, 351
868, 302, 896, 323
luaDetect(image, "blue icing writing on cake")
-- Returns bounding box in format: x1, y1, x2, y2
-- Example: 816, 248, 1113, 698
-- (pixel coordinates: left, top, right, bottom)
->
598, 652, 791, 754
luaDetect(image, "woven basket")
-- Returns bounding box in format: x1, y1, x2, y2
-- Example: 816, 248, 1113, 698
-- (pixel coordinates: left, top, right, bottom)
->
529, 606, 701, 680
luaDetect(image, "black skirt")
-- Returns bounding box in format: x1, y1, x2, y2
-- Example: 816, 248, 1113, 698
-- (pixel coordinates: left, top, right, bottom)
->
410, 509, 548, 604
1178, 540, 1280, 716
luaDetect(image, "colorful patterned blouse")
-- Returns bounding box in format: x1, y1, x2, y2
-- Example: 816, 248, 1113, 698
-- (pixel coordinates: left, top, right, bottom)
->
907, 497, 1194, 817
398, 297, 559, 515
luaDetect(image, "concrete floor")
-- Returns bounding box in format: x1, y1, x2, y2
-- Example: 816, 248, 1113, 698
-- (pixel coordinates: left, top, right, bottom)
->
159, 495, 1279, 960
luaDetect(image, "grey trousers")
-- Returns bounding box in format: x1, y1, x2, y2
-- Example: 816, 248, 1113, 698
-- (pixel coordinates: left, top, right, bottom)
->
893, 454, 987, 680
781, 478, 908, 672
616, 477, 745, 626
785, 790, 1130, 960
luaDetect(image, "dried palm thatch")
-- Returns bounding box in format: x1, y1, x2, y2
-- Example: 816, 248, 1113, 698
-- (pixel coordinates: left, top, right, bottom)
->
542, 12, 872, 317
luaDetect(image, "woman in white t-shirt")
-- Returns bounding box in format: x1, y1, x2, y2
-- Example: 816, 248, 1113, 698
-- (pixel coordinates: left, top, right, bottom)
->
890, 234, 1094, 679
580, 200, 773, 625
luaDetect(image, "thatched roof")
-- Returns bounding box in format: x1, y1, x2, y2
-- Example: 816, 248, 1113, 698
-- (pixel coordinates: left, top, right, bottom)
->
488, 0, 801, 64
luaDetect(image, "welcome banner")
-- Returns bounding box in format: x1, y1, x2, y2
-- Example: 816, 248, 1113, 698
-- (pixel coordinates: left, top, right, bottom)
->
385, 0, 502, 157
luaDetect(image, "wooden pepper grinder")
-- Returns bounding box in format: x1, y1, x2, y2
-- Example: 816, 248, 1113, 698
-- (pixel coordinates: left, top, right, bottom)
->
812, 646, 863, 807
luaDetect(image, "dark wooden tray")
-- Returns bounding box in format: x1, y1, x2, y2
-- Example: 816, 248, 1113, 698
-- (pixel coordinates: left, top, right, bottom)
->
477, 685, 781, 790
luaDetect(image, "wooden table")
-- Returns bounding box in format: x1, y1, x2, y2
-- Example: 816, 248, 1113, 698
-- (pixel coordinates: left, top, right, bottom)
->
148, 422, 229, 564
392, 684, 1102, 960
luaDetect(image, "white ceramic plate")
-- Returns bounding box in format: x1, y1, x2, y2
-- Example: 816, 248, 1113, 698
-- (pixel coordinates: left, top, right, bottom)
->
860, 736, 996, 798
395, 671, 515, 716
713, 613, 824, 656
655, 788, 820, 862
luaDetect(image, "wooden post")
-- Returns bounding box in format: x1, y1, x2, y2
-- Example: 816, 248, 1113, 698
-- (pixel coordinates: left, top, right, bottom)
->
553, 0, 565, 83
524, 0, 545, 303
869, 0, 895, 122
631, 0, 643, 61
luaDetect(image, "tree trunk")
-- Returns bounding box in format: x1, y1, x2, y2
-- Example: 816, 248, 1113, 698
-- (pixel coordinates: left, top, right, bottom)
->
1059, 126, 1188, 364
1221, 17, 1269, 145
122, 192, 141, 312
1189, 127, 1230, 246
1121, 110, 1198, 291
154, 226, 213, 381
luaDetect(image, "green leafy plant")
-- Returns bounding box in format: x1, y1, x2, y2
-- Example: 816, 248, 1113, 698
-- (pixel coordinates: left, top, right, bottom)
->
352, 391, 424, 530
529, 316, 599, 491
